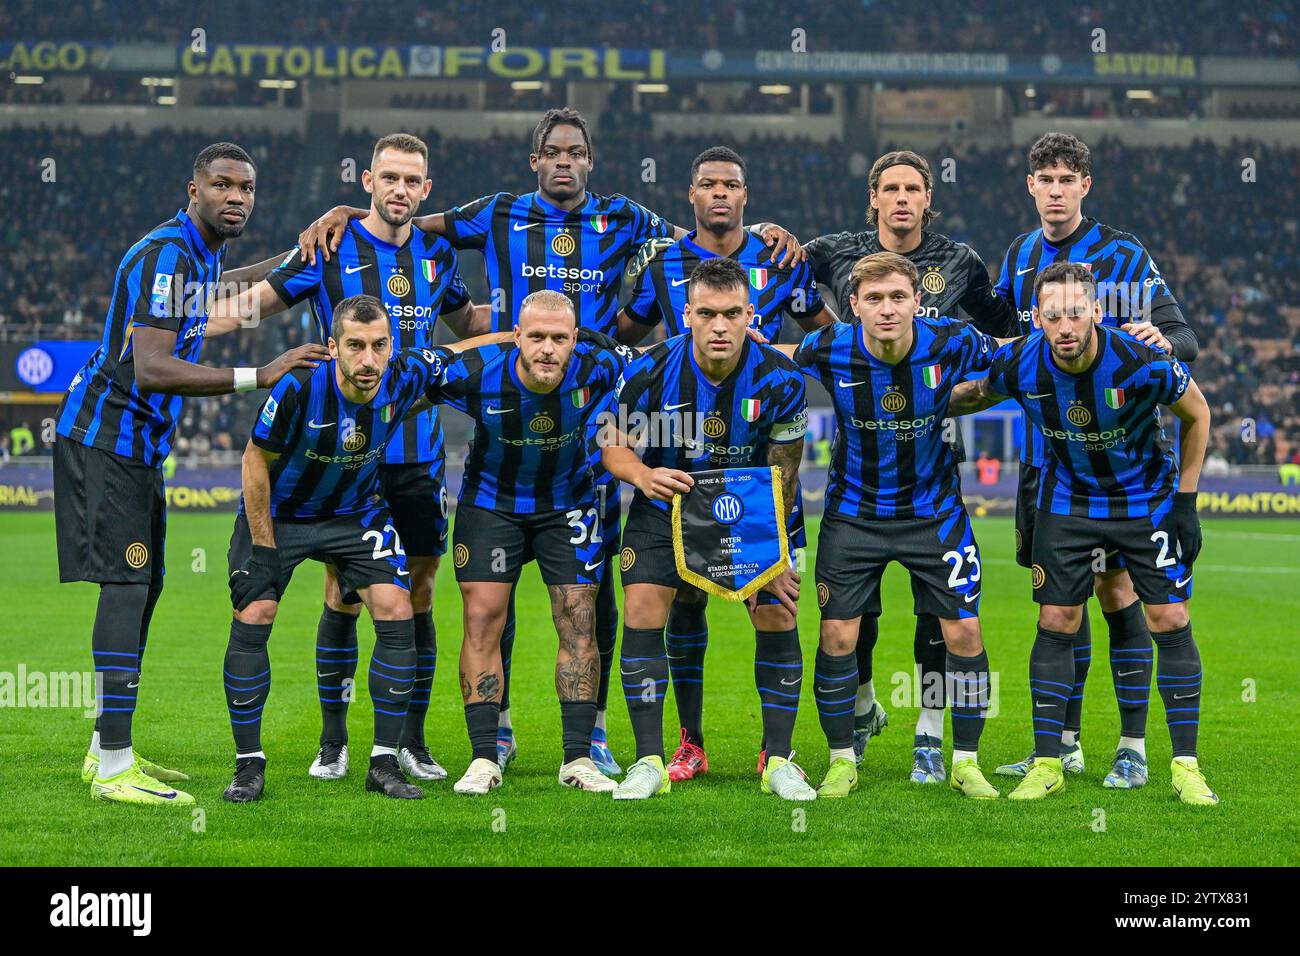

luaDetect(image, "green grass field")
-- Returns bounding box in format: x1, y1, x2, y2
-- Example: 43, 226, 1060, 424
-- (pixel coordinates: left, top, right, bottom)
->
2, 511, 1297, 866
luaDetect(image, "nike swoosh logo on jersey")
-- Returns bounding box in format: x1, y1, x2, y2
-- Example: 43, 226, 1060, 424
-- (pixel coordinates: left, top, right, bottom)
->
485, 407, 513, 415
1017, 266, 1033, 276
1026, 393, 1052, 400
344, 263, 372, 274
1117, 669, 1143, 677
964, 591, 980, 604
233, 697, 258, 706
837, 380, 866, 388
308, 420, 335, 429
780, 676, 802, 686
1175, 576, 1192, 588
664, 402, 692, 410
929, 638, 945, 645
584, 560, 603, 571
396, 569, 410, 576
513, 222, 541, 231
671, 277, 691, 286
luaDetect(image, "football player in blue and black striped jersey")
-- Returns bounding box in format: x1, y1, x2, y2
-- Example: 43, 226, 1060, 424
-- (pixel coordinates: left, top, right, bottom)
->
952, 263, 1218, 805
417, 291, 633, 796
56, 142, 328, 807
295, 108, 806, 774
211, 134, 489, 784
992, 133, 1200, 785
782, 252, 1007, 799
603, 258, 816, 802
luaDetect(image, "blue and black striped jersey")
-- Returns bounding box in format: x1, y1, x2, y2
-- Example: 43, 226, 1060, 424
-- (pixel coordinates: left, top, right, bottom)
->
266, 220, 469, 466
994, 216, 1177, 467
249, 347, 445, 519
443, 190, 672, 335
986, 325, 1190, 518
614, 336, 808, 513
57, 208, 225, 467
794, 317, 996, 520
427, 337, 632, 513
624, 229, 824, 341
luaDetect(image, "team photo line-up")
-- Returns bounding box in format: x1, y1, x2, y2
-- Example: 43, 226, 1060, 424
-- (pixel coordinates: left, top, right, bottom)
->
53, 105, 1217, 808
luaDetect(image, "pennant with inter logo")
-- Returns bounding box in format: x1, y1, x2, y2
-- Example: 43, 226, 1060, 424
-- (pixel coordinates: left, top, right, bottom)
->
922, 363, 942, 389
572, 387, 591, 409
672, 467, 790, 602
421, 259, 436, 283
748, 268, 768, 290
1105, 387, 1125, 410
590, 214, 609, 233
740, 398, 761, 422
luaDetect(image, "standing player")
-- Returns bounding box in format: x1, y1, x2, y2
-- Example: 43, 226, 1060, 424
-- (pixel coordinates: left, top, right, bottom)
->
223, 295, 470, 802
419, 291, 633, 796
993, 133, 1200, 786
297, 108, 805, 775
802, 150, 1016, 783
214, 134, 486, 783
611, 145, 836, 782
603, 258, 814, 802
951, 263, 1217, 805
57, 142, 327, 806
783, 252, 1003, 799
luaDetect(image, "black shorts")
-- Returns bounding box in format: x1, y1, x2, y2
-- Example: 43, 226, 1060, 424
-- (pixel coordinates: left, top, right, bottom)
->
815, 509, 982, 621
618, 498, 786, 604
451, 502, 607, 586
55, 437, 165, 586
1030, 509, 1192, 607
1014, 461, 1040, 569
379, 460, 449, 558
226, 507, 410, 605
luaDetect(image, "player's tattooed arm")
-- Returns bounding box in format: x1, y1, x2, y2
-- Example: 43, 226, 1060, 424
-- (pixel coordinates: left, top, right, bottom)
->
766, 439, 804, 527
133, 327, 327, 395
206, 277, 293, 336
241, 442, 278, 547
1169, 378, 1211, 493
549, 584, 600, 702
440, 299, 495, 339
948, 377, 1007, 416
791, 302, 838, 333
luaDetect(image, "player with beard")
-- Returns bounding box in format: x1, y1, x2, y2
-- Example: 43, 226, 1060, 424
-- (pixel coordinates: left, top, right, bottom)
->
295, 109, 806, 777
611, 145, 836, 782
801, 151, 1016, 785
951, 263, 1217, 805
58, 143, 328, 805
210, 134, 486, 785
991, 133, 1199, 788
412, 291, 633, 795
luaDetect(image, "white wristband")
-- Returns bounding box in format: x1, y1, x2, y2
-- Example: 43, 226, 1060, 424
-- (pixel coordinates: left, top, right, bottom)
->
233, 367, 259, 392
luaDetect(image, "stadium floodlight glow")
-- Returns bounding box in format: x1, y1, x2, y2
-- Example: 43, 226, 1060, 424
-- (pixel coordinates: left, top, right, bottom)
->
510, 80, 544, 90
156, 95, 177, 106
636, 83, 669, 93
759, 84, 792, 95
257, 79, 297, 89
140, 77, 175, 86
1126, 89, 1155, 99
11, 75, 44, 84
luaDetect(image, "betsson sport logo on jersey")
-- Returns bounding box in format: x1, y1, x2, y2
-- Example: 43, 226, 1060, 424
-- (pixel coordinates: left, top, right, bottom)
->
519, 262, 605, 295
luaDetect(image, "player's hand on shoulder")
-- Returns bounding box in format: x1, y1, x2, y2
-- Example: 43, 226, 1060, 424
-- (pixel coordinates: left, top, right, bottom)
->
1121, 321, 1171, 354
760, 223, 805, 268
640, 467, 694, 502
258, 343, 329, 388
625, 236, 675, 282
745, 324, 770, 345
297, 206, 359, 265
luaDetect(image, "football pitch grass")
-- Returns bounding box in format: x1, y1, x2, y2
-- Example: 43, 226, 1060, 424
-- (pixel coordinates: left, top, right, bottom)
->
2, 511, 1297, 867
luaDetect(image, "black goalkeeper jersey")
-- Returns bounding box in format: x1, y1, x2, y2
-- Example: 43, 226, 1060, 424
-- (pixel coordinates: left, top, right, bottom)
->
805, 229, 1014, 337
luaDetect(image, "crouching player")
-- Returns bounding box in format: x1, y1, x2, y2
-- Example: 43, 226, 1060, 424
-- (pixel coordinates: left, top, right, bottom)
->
785, 252, 1004, 798
951, 262, 1217, 804
222, 294, 474, 802
602, 257, 814, 801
